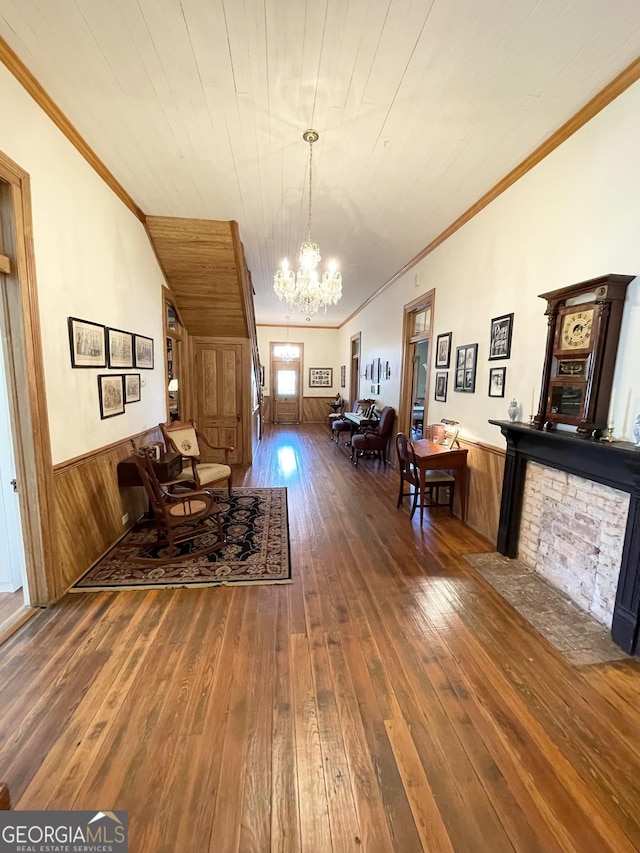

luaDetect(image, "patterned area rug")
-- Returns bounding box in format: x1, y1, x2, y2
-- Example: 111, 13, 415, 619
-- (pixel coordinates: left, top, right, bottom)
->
73, 487, 291, 591
464, 552, 630, 665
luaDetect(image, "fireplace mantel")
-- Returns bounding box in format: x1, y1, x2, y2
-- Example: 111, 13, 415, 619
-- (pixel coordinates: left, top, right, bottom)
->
490, 420, 640, 655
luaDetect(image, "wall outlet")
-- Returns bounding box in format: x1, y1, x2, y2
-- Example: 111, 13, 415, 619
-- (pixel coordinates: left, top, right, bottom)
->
121, 513, 129, 526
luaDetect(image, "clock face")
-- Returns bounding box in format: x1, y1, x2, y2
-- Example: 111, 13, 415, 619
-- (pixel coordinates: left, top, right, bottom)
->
560, 309, 594, 350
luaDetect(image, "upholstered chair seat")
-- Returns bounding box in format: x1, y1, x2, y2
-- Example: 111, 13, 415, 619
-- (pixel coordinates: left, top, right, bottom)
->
160, 419, 233, 496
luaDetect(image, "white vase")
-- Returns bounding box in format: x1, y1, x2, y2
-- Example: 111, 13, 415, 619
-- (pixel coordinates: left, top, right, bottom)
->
633, 414, 640, 447
507, 399, 519, 422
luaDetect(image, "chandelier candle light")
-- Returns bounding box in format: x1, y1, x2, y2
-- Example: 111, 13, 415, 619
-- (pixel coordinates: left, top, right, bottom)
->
273, 130, 342, 318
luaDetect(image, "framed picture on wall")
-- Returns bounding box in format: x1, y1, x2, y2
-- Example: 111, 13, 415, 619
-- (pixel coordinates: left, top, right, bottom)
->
455, 344, 478, 392
435, 332, 452, 368
124, 373, 141, 403
434, 371, 448, 402
488, 366, 506, 397
309, 367, 332, 387
489, 313, 514, 360
98, 374, 125, 419
340, 365, 346, 388
68, 317, 106, 368
107, 328, 134, 369
134, 334, 154, 369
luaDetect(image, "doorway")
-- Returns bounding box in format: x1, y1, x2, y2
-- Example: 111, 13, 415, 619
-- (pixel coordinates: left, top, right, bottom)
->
0, 321, 27, 623
0, 153, 56, 618
271, 341, 302, 424
398, 289, 435, 439
350, 332, 361, 408
410, 338, 429, 439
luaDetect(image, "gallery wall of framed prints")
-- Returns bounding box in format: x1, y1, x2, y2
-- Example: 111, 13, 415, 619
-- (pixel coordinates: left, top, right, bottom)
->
68, 316, 154, 419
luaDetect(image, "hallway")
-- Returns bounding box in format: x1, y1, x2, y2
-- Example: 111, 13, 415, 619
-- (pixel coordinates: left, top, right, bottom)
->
1, 424, 639, 851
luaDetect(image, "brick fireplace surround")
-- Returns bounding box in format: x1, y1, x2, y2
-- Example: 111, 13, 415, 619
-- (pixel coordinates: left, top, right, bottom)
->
491, 421, 640, 656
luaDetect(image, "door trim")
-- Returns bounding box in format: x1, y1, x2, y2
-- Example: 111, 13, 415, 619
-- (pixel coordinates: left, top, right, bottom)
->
0, 149, 56, 605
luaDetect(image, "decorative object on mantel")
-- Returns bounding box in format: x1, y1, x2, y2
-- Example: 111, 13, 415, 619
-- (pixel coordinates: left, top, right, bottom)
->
634, 414, 640, 447
508, 398, 519, 421
273, 129, 342, 318
534, 273, 634, 438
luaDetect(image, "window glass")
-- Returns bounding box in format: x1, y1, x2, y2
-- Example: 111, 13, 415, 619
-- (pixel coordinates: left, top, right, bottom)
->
413, 308, 431, 336
277, 369, 297, 396
273, 344, 300, 360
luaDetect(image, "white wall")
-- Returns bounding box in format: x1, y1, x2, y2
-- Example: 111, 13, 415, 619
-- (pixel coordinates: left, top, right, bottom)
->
0, 63, 167, 464
341, 79, 640, 446
257, 325, 341, 397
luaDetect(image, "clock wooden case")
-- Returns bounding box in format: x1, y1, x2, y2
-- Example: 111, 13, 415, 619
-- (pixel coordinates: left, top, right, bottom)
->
534, 273, 633, 438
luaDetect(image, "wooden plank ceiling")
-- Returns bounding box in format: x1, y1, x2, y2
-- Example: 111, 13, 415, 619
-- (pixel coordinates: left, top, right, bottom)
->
146, 217, 248, 339
3, 2, 640, 324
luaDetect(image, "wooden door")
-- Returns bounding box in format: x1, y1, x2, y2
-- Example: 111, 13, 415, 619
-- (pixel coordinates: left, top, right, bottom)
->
272, 363, 300, 423
193, 340, 243, 463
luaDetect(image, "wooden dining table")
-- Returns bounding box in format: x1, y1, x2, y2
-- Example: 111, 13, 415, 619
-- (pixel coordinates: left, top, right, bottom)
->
411, 439, 469, 521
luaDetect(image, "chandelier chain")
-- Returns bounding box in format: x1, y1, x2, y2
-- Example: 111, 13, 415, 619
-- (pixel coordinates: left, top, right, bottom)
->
273, 128, 342, 318
307, 136, 313, 242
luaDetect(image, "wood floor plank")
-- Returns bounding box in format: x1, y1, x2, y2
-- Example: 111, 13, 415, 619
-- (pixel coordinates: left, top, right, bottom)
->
291, 633, 332, 853
303, 554, 363, 850
385, 717, 455, 853
0, 424, 639, 852
271, 589, 302, 853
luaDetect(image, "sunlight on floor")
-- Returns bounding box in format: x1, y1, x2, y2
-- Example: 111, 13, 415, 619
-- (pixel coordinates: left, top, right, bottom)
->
276, 446, 298, 477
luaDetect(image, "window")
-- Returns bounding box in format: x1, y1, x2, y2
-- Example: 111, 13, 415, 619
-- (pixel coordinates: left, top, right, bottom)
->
273, 344, 301, 360
277, 369, 297, 396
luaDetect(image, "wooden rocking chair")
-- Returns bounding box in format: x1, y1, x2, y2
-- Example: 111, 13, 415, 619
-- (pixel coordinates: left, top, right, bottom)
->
132, 451, 225, 563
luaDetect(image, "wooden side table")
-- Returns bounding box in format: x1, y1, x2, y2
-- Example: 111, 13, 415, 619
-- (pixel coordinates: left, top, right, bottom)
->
117, 451, 183, 487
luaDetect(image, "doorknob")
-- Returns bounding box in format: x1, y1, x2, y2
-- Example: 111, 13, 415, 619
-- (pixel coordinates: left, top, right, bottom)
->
10, 479, 17, 492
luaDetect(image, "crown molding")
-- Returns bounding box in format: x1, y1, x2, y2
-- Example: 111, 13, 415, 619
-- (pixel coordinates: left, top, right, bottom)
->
341, 55, 640, 328
0, 35, 145, 223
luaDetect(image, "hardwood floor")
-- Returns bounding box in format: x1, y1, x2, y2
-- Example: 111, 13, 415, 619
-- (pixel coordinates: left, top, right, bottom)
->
0, 588, 23, 625
1, 423, 640, 851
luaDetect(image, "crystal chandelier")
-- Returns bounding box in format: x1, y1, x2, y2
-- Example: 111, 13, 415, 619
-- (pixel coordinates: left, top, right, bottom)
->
281, 316, 294, 363
273, 129, 342, 317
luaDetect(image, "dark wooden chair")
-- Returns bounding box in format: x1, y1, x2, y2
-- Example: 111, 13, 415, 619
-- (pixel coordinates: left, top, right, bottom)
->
396, 432, 455, 525
132, 451, 225, 562
160, 419, 233, 496
351, 405, 395, 466
396, 432, 420, 520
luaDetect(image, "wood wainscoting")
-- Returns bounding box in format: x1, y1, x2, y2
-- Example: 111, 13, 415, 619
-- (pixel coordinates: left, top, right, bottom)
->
261, 396, 336, 425
51, 427, 163, 600
459, 436, 505, 544
302, 396, 336, 423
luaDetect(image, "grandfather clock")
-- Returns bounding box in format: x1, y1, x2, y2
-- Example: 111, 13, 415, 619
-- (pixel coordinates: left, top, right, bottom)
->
534, 273, 633, 438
